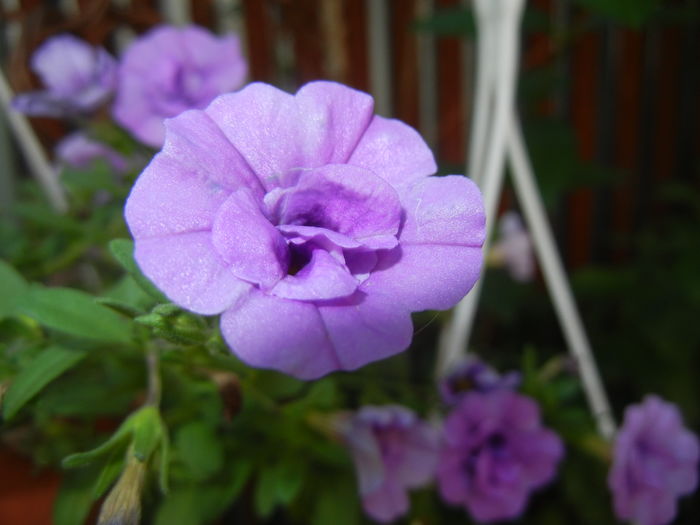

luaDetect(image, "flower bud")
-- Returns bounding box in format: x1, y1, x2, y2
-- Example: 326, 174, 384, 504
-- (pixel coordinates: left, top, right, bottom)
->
98, 455, 146, 525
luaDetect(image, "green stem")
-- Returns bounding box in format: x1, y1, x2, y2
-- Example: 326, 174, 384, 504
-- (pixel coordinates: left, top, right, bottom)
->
145, 347, 161, 407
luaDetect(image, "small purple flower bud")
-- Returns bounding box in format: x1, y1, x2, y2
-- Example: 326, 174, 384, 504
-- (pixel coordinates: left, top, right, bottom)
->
439, 356, 520, 405
335, 405, 439, 522
437, 390, 564, 522
608, 395, 699, 525
55, 132, 128, 173
492, 211, 534, 282
12, 34, 116, 118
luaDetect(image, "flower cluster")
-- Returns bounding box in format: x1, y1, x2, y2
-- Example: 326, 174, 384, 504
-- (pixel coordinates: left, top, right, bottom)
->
12, 34, 117, 118
608, 395, 699, 525
335, 406, 439, 522
125, 80, 485, 379
439, 355, 520, 405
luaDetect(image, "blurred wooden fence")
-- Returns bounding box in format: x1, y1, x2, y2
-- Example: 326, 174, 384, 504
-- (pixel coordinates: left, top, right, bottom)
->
1, 0, 698, 269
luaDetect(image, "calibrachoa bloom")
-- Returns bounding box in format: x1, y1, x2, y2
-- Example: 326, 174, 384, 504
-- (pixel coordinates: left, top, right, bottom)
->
113, 25, 247, 147
437, 391, 563, 522
55, 132, 128, 174
125, 81, 485, 379
491, 211, 534, 282
608, 395, 699, 525
439, 356, 520, 405
12, 34, 116, 117
334, 406, 439, 522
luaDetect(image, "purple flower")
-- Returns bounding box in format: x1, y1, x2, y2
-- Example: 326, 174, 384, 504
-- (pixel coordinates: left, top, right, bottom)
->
440, 356, 520, 405
608, 395, 699, 525
113, 25, 247, 147
437, 391, 563, 522
492, 211, 534, 282
12, 34, 116, 117
125, 81, 485, 379
55, 132, 128, 173
335, 406, 439, 522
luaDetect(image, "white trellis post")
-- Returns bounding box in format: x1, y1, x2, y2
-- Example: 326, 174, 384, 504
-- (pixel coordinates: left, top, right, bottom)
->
436, 0, 616, 440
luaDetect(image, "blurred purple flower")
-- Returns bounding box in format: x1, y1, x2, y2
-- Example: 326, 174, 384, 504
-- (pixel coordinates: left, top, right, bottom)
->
12, 34, 116, 117
437, 391, 563, 522
113, 25, 247, 147
125, 81, 485, 379
492, 211, 534, 282
335, 405, 439, 522
55, 132, 128, 173
440, 356, 520, 405
608, 395, 699, 525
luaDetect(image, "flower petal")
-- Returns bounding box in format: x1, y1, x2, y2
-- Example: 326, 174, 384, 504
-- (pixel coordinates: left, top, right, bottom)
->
125, 155, 230, 238
316, 290, 414, 371
348, 115, 437, 186
270, 250, 357, 301
134, 231, 250, 314
220, 290, 340, 379
272, 164, 402, 241
361, 480, 410, 523
363, 244, 482, 312
398, 175, 485, 246
206, 81, 374, 190
211, 190, 288, 287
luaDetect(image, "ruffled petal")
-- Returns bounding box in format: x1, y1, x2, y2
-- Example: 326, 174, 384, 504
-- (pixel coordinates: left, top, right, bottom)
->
205, 81, 374, 190
219, 290, 340, 379
316, 290, 414, 371
270, 250, 357, 301
211, 190, 288, 287
362, 244, 482, 312
125, 154, 230, 238
134, 231, 250, 314
398, 175, 485, 246
348, 115, 437, 187
271, 164, 402, 241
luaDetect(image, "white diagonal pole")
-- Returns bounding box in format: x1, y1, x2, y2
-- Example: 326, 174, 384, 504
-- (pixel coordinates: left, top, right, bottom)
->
436, 0, 615, 439
0, 71, 68, 213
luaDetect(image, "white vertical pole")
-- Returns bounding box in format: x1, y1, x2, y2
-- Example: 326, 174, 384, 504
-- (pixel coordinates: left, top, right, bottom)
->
366, 0, 392, 116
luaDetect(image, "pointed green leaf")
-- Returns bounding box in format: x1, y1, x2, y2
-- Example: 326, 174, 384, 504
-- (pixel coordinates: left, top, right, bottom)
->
132, 406, 164, 461
3, 345, 87, 420
109, 239, 167, 301
174, 421, 223, 481
18, 285, 132, 344
0, 259, 28, 317
92, 448, 125, 500
62, 414, 136, 468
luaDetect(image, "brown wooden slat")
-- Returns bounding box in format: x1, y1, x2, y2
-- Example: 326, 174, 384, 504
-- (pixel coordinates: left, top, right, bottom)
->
282, 0, 324, 84
435, 0, 464, 165
191, 0, 215, 26
342, 0, 369, 92
391, 0, 419, 128
568, 29, 600, 268
242, 0, 275, 81
611, 29, 644, 260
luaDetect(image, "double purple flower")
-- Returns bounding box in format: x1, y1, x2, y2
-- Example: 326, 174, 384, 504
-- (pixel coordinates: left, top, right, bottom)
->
437, 390, 564, 522
335, 406, 439, 522
113, 25, 247, 147
12, 34, 117, 118
125, 81, 485, 379
608, 395, 699, 525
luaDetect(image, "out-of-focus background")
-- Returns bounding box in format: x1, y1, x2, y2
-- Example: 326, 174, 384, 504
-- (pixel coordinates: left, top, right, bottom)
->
1, 0, 698, 523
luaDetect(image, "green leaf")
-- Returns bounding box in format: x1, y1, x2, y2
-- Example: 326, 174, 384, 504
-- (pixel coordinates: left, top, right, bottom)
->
109, 239, 167, 301
132, 406, 165, 461
255, 466, 281, 519
18, 285, 132, 344
3, 345, 87, 420
92, 448, 125, 500
53, 467, 99, 525
312, 475, 360, 525
174, 421, 224, 481
275, 460, 305, 504
62, 414, 136, 468
0, 259, 28, 317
